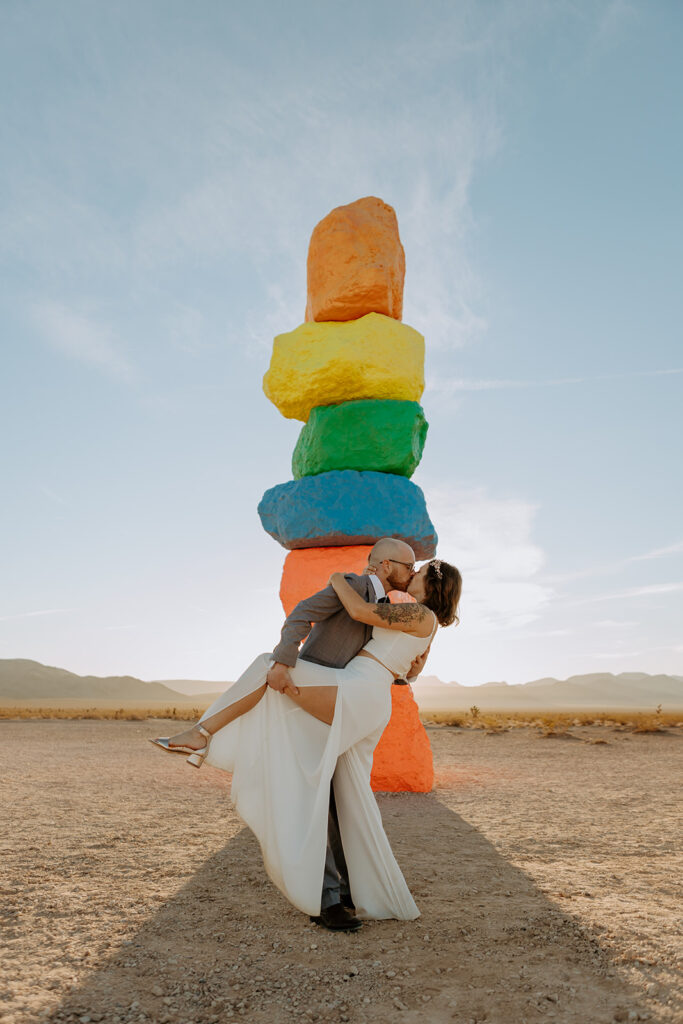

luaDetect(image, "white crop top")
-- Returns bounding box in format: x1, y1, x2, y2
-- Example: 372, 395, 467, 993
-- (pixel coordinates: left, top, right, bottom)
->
363, 611, 438, 677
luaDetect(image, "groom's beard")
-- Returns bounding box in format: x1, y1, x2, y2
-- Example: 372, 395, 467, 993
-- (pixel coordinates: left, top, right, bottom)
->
385, 570, 408, 592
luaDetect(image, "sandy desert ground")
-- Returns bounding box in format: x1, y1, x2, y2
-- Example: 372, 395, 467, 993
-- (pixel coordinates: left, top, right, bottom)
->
1, 720, 681, 1024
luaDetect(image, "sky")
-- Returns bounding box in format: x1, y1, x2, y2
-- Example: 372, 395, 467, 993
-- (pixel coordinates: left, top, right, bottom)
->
1, 0, 681, 687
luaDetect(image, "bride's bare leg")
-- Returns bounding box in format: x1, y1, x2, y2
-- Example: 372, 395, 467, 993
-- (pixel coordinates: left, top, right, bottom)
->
166, 684, 268, 748
167, 677, 338, 749
286, 685, 337, 726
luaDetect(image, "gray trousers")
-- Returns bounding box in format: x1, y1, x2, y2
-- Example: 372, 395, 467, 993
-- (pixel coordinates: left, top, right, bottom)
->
321, 771, 351, 910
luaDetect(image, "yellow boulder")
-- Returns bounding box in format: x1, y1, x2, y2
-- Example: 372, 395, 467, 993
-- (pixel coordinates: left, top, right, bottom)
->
263, 313, 424, 422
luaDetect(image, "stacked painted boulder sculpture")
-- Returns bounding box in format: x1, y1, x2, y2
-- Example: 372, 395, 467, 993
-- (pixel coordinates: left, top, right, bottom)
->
259, 195, 437, 793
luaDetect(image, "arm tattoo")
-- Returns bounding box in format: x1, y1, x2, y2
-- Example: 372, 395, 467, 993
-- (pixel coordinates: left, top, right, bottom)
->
374, 603, 429, 625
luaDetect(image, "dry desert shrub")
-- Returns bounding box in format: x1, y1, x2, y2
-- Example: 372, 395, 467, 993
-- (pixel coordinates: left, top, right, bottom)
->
480, 714, 511, 734
484, 722, 510, 735
536, 715, 572, 738
631, 704, 669, 734
420, 712, 466, 727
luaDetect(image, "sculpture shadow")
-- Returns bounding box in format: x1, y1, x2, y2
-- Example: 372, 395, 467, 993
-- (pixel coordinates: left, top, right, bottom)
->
50, 794, 639, 1024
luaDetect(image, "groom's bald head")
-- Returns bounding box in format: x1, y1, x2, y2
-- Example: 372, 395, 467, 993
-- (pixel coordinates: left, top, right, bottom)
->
369, 538, 415, 566
368, 538, 416, 592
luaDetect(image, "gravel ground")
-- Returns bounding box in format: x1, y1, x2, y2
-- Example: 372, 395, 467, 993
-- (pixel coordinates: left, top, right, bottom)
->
1, 720, 681, 1024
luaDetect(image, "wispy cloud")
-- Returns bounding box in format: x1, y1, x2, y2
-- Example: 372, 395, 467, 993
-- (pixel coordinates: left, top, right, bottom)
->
247, 282, 306, 359
546, 540, 683, 584
39, 485, 71, 508
592, 0, 638, 50
33, 302, 136, 382
594, 619, 638, 629
571, 582, 683, 606
1, 181, 126, 277
615, 583, 683, 599
593, 642, 682, 659
0, 608, 72, 622
593, 649, 643, 659
629, 541, 683, 562
402, 173, 490, 353
166, 303, 212, 357
121, 7, 507, 354
426, 367, 683, 394
511, 627, 574, 639
420, 481, 552, 635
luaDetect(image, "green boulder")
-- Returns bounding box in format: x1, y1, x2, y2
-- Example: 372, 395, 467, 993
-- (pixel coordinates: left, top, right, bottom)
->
292, 399, 428, 479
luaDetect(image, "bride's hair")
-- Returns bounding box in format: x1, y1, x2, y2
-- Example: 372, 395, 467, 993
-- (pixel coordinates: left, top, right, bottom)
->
422, 560, 462, 627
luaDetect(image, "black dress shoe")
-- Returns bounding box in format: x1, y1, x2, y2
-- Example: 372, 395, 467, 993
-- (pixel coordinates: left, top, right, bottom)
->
310, 902, 362, 932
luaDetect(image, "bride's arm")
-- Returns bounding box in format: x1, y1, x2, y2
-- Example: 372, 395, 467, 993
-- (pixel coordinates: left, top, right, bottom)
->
328, 572, 433, 636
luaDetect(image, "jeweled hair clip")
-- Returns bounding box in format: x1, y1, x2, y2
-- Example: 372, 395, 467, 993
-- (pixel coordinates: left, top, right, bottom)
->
431, 559, 443, 579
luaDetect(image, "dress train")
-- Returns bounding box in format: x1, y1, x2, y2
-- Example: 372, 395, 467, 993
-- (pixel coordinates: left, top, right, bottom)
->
197, 653, 420, 921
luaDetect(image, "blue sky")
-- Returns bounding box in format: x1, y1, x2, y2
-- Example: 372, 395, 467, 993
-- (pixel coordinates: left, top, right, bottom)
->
1, 0, 681, 686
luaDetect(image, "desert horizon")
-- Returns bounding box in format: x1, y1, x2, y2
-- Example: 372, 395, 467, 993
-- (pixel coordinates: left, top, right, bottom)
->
2, 657, 681, 714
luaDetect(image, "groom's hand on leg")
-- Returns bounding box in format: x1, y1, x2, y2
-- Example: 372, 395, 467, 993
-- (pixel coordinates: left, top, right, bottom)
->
266, 661, 300, 697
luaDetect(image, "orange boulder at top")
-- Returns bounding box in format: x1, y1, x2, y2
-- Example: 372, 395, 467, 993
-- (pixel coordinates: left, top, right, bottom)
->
279, 544, 372, 616
371, 684, 434, 793
305, 196, 406, 323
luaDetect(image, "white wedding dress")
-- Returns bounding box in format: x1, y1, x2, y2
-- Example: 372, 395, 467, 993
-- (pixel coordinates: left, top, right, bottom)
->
197, 614, 437, 920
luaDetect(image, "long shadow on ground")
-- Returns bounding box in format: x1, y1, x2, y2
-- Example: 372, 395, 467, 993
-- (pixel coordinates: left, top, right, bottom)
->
50, 793, 641, 1024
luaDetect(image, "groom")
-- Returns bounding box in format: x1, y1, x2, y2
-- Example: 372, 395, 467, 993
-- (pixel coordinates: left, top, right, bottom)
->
266, 537, 429, 932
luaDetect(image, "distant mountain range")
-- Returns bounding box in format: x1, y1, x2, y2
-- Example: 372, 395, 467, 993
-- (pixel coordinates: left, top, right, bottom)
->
1, 659, 681, 709
0, 660, 225, 704
413, 672, 683, 710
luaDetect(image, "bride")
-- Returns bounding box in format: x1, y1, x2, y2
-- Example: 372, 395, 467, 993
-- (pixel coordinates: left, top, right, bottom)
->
150, 558, 461, 922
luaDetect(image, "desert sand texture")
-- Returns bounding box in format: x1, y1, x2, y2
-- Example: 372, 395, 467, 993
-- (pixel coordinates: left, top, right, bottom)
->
1, 719, 681, 1024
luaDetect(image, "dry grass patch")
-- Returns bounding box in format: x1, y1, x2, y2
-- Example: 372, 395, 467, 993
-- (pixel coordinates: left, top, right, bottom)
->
2, 706, 682, 737
418, 709, 683, 735
0, 705, 204, 721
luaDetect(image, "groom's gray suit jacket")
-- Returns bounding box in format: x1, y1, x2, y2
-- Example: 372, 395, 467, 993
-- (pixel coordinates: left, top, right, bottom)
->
272, 573, 374, 671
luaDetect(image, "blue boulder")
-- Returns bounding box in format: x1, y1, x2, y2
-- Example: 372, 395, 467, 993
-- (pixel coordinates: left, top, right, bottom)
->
258, 471, 437, 559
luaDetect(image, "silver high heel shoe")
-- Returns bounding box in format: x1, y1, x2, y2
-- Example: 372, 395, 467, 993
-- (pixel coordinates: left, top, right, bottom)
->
148, 724, 212, 768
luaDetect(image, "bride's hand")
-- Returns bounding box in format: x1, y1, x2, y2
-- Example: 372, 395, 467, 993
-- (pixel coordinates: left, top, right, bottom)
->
328, 572, 344, 589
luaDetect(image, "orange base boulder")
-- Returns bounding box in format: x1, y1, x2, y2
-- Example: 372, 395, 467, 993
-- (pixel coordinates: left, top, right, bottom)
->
280, 545, 372, 616
278, 547, 434, 793
371, 684, 434, 793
